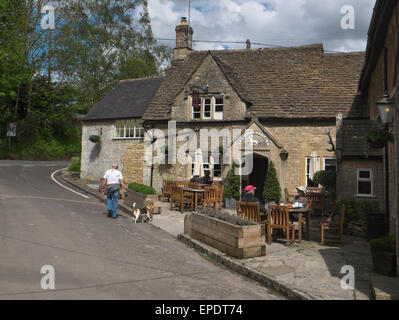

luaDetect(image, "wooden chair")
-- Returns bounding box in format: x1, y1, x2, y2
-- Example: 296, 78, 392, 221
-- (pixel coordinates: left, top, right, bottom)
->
236, 202, 262, 224
217, 184, 224, 209
203, 186, 219, 209
170, 186, 194, 214
284, 187, 294, 203
162, 180, 175, 201
306, 187, 326, 212
267, 205, 295, 246
321, 204, 345, 245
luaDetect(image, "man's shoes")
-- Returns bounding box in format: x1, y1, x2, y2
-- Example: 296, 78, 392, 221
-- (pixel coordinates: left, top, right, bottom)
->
107, 210, 113, 217
111, 215, 118, 219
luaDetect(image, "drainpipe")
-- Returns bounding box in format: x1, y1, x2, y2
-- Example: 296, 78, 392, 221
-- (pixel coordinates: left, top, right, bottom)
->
384, 47, 390, 233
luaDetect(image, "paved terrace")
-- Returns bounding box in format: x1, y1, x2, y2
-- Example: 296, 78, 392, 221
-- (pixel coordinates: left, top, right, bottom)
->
61, 171, 374, 300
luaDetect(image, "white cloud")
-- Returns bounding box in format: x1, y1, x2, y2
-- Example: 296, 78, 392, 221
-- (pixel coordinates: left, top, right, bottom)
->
148, 0, 376, 52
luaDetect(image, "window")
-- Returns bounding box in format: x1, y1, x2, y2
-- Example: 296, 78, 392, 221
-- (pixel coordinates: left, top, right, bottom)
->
324, 158, 337, 173
213, 162, 222, 177
190, 153, 221, 178
115, 120, 144, 139
214, 97, 224, 120
357, 169, 373, 196
191, 96, 224, 120
203, 98, 212, 119
192, 103, 201, 119
305, 157, 311, 187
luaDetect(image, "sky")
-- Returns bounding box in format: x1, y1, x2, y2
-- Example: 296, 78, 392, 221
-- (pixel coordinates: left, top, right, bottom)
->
148, 0, 377, 52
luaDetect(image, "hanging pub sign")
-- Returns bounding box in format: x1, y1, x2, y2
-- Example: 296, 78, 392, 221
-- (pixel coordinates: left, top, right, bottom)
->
7, 122, 17, 137
192, 90, 200, 108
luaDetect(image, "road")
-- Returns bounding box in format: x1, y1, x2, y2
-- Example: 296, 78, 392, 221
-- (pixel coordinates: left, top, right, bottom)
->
0, 161, 283, 300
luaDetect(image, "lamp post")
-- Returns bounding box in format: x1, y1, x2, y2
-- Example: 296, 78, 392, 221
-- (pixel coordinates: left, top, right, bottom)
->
376, 94, 395, 234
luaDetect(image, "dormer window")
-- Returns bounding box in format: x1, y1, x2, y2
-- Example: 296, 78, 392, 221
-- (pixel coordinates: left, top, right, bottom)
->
191, 96, 224, 120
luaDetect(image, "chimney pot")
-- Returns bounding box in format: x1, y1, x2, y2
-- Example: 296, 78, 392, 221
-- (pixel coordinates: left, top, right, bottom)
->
181, 17, 187, 25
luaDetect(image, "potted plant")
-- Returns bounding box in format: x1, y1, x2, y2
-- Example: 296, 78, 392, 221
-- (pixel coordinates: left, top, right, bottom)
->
89, 135, 101, 143
224, 162, 240, 209
313, 170, 337, 209
370, 233, 397, 277
263, 161, 281, 210
363, 128, 394, 155
356, 200, 385, 241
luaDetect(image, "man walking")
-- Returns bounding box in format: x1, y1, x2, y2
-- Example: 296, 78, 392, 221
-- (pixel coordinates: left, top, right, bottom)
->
101, 163, 127, 219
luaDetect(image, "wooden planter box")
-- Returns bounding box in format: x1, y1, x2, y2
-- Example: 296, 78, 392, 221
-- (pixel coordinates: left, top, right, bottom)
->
124, 189, 161, 214
187, 212, 266, 259
370, 247, 397, 277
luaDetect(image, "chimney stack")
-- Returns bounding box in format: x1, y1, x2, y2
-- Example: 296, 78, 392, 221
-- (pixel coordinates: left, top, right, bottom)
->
174, 17, 193, 60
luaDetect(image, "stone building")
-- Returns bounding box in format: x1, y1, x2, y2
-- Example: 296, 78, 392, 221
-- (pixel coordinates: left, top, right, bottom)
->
139, 18, 365, 201
81, 77, 162, 182
80, 18, 364, 205
337, 0, 399, 274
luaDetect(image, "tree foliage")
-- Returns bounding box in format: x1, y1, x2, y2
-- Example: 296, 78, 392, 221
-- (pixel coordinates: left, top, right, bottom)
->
263, 161, 282, 203
0, 0, 172, 159
224, 162, 241, 200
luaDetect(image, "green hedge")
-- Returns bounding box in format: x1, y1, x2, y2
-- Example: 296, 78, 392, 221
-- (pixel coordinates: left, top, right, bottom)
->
370, 233, 396, 253
128, 182, 156, 195
336, 196, 381, 229
68, 157, 81, 172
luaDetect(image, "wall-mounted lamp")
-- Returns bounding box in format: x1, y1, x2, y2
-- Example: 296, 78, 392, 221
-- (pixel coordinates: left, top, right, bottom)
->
377, 94, 395, 125
280, 149, 289, 160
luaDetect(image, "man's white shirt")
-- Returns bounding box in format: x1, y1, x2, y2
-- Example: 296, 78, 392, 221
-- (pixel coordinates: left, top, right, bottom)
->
104, 169, 123, 185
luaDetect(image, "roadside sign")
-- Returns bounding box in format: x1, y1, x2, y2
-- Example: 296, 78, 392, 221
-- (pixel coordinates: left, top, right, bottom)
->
7, 122, 17, 137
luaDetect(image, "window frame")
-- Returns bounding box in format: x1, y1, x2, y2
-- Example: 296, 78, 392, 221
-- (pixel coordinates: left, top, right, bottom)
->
202, 97, 212, 120
305, 157, 311, 187
114, 119, 144, 139
190, 95, 224, 120
324, 157, 337, 172
356, 168, 373, 196
214, 96, 224, 120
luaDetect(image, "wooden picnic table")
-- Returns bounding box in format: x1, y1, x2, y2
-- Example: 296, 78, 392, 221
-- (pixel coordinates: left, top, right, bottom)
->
183, 188, 205, 212
288, 207, 311, 243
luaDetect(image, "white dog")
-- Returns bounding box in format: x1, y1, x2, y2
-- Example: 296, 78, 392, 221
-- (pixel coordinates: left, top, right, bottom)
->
132, 202, 153, 223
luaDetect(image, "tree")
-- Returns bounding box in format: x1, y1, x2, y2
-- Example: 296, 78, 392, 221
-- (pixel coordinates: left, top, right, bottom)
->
224, 162, 241, 200
0, 0, 172, 159
263, 161, 281, 203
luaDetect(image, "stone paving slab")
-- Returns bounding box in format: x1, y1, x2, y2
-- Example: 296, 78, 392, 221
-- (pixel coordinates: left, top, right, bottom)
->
371, 275, 399, 300
59, 170, 374, 300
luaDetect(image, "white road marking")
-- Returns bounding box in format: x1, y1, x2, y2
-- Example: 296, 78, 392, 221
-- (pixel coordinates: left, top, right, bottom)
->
0, 193, 102, 205
51, 168, 90, 199
0, 164, 58, 167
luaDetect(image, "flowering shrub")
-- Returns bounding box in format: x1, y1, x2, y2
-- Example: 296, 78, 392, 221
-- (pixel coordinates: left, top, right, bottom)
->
363, 128, 394, 157
363, 128, 393, 145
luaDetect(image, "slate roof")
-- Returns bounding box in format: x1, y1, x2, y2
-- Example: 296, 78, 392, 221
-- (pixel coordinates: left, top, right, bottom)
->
338, 119, 383, 157
143, 44, 365, 121
83, 77, 163, 121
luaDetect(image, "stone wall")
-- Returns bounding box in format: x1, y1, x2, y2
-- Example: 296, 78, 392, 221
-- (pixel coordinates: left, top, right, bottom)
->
266, 122, 337, 195
336, 159, 385, 210
144, 121, 338, 197
81, 120, 144, 184
171, 55, 247, 122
